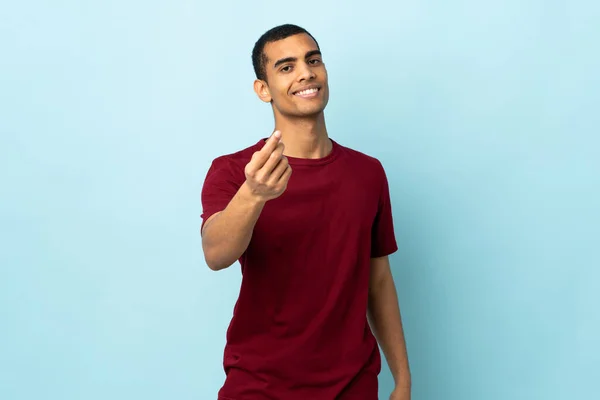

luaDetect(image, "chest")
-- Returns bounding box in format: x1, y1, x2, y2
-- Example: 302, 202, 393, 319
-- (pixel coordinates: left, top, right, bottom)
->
252, 167, 380, 245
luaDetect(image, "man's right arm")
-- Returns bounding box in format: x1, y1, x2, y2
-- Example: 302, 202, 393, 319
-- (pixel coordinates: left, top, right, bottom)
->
201, 131, 291, 271
201, 182, 266, 271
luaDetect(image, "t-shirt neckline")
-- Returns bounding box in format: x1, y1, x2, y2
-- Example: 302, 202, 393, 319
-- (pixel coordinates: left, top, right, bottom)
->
254, 137, 340, 166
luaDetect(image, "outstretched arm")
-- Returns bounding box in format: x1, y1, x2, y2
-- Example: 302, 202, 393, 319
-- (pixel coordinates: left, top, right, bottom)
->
202, 131, 291, 270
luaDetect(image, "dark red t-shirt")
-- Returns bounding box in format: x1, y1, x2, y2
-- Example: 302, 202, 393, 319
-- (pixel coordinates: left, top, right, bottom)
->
201, 137, 398, 400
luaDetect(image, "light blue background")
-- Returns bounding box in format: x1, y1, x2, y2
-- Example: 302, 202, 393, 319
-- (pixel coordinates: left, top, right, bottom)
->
1, 1, 598, 399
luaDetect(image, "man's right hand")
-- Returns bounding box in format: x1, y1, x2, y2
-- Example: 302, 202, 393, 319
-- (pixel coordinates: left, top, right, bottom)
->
244, 130, 292, 202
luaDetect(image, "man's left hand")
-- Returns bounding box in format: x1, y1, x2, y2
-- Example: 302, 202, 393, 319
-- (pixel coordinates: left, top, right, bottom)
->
390, 386, 411, 400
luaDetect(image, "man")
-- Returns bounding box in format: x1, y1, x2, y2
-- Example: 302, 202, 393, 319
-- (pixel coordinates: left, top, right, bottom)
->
201, 24, 411, 400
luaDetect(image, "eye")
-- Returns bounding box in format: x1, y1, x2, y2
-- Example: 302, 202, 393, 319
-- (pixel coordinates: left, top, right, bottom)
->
281, 65, 293, 72
309, 59, 322, 65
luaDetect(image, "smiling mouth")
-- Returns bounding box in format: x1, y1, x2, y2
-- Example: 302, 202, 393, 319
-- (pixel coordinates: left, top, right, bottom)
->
293, 87, 320, 97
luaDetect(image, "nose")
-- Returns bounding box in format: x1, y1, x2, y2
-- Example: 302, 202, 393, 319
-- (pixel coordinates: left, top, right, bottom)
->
297, 61, 316, 82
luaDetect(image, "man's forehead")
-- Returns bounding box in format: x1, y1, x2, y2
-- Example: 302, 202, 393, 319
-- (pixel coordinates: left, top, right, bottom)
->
263, 33, 319, 63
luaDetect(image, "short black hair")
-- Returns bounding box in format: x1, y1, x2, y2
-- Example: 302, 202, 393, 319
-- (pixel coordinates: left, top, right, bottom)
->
252, 24, 320, 82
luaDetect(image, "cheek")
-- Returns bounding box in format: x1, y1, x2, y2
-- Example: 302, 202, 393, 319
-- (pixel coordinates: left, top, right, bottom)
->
274, 91, 292, 104
269, 80, 290, 97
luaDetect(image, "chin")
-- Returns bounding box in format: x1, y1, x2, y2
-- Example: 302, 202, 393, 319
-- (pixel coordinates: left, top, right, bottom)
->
296, 108, 325, 118
298, 101, 328, 116
275, 100, 327, 118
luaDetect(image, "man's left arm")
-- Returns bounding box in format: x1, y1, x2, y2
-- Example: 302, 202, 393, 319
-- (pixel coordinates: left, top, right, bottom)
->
367, 255, 411, 399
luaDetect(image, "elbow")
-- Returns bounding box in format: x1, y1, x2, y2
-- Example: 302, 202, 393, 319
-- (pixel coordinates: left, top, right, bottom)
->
206, 260, 228, 271
203, 247, 232, 271
202, 233, 225, 271
204, 255, 219, 271
203, 252, 226, 271
201, 231, 239, 271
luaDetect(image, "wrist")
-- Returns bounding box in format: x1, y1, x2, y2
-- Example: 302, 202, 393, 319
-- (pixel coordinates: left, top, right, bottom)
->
393, 371, 411, 389
392, 382, 411, 398
240, 181, 268, 207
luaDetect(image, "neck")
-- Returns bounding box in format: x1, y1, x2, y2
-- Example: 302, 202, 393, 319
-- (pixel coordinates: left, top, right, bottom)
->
272, 112, 332, 159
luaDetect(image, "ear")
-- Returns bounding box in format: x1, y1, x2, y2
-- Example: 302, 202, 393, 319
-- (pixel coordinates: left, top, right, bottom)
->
254, 79, 272, 103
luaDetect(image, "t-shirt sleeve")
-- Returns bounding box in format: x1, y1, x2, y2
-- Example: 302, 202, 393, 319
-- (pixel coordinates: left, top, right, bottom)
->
200, 156, 242, 232
371, 162, 398, 258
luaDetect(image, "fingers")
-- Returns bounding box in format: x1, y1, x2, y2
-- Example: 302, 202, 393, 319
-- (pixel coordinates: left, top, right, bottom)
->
267, 155, 290, 185
242, 129, 292, 201
260, 142, 285, 176
247, 131, 281, 174
278, 162, 292, 185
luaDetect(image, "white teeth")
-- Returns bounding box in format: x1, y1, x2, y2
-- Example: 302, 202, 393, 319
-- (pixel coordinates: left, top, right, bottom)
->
296, 88, 318, 96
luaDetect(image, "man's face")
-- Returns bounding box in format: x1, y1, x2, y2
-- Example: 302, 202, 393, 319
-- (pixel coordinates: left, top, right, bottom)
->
256, 33, 329, 118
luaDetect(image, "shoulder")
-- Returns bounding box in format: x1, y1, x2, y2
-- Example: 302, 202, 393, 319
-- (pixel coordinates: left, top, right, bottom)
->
208, 140, 261, 171
335, 141, 386, 174
203, 140, 262, 187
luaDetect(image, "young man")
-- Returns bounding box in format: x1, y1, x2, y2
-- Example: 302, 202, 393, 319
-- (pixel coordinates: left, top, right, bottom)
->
201, 24, 411, 400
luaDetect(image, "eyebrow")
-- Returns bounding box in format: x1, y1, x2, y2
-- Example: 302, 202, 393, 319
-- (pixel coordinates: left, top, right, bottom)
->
273, 50, 322, 69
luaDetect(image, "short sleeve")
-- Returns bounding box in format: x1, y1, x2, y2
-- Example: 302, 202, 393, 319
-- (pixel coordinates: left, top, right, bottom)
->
370, 162, 398, 258
200, 157, 243, 232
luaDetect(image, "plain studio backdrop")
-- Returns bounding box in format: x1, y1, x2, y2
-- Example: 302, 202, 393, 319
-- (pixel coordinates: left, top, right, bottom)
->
1, 1, 598, 399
